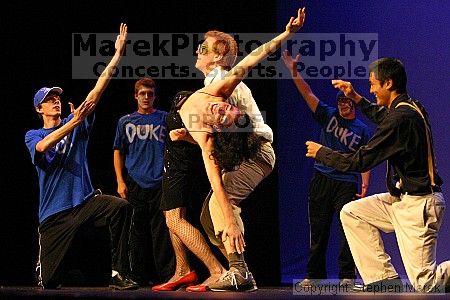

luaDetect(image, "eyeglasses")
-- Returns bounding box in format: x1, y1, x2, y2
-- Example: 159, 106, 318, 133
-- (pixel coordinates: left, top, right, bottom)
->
197, 43, 212, 55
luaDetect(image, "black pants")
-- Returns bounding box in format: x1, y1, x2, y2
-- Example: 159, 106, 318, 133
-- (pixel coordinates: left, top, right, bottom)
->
127, 177, 175, 283
307, 172, 357, 279
37, 193, 130, 288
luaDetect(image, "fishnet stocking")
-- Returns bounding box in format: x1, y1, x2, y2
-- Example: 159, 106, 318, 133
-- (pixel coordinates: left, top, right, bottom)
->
165, 208, 223, 275
168, 231, 190, 277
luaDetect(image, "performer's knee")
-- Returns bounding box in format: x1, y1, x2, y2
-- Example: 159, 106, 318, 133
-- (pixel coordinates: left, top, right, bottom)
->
340, 202, 355, 225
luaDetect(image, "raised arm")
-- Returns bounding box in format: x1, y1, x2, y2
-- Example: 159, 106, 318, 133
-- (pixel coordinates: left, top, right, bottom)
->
35, 24, 127, 153
282, 49, 319, 112
204, 8, 306, 98
84, 23, 128, 110
331, 79, 362, 103
35, 99, 95, 152
332, 79, 388, 124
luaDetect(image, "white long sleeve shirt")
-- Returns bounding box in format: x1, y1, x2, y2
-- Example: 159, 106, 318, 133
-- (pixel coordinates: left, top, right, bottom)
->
204, 67, 274, 142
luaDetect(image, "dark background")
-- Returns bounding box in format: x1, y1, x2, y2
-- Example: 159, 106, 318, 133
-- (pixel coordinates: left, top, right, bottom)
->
2, 0, 278, 286
2, 0, 450, 288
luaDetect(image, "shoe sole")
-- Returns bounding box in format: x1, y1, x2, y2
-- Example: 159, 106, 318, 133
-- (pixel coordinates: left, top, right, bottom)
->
152, 284, 194, 292
210, 285, 258, 292
109, 284, 139, 290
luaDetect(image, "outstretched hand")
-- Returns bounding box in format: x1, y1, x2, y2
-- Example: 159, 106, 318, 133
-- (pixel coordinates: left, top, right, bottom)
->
305, 141, 323, 158
115, 23, 128, 54
71, 100, 95, 124
169, 128, 187, 141
331, 80, 361, 101
281, 50, 300, 75
286, 7, 306, 33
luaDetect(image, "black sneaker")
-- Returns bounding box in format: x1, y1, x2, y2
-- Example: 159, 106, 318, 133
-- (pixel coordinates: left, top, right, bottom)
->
209, 267, 257, 292
127, 273, 153, 287
36, 264, 62, 289
42, 281, 62, 289
109, 273, 139, 290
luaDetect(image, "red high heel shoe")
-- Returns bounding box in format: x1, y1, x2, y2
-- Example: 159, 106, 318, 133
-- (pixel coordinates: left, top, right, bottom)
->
186, 284, 208, 292
151, 271, 198, 291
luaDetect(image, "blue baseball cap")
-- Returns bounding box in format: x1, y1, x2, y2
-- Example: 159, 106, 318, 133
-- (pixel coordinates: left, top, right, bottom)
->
34, 87, 63, 107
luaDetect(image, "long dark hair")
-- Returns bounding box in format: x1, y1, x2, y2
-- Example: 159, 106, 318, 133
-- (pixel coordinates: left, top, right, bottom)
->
210, 114, 262, 171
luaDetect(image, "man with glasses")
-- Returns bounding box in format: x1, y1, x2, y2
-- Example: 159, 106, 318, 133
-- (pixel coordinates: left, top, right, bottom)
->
188, 30, 276, 292
282, 50, 371, 288
25, 24, 138, 290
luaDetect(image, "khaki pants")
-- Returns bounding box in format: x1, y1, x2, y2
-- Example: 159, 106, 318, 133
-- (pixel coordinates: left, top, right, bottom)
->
340, 192, 449, 292
200, 142, 275, 246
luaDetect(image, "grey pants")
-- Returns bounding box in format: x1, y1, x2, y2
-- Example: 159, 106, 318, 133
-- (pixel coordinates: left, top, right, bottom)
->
200, 142, 275, 246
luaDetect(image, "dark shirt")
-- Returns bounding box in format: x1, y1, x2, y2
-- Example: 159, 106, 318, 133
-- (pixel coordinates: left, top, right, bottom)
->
316, 93, 443, 196
313, 102, 370, 183
164, 91, 202, 174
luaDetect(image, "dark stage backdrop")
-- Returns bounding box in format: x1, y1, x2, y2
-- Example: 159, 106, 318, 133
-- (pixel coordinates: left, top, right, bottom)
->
2, 0, 449, 288
2, 1, 279, 286
277, 0, 450, 284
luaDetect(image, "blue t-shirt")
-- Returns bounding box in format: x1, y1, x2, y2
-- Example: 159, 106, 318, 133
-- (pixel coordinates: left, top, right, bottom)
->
113, 110, 167, 188
313, 102, 370, 182
25, 114, 95, 224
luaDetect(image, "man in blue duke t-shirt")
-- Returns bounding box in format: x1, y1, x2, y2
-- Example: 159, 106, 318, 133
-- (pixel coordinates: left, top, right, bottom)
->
24, 24, 138, 290
113, 78, 174, 285
282, 50, 371, 287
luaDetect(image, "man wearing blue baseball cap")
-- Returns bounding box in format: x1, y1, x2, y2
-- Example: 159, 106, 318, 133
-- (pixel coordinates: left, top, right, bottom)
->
282, 50, 371, 288
25, 24, 138, 290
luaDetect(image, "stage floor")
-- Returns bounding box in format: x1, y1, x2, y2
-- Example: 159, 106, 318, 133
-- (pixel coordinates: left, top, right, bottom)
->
0, 286, 447, 299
